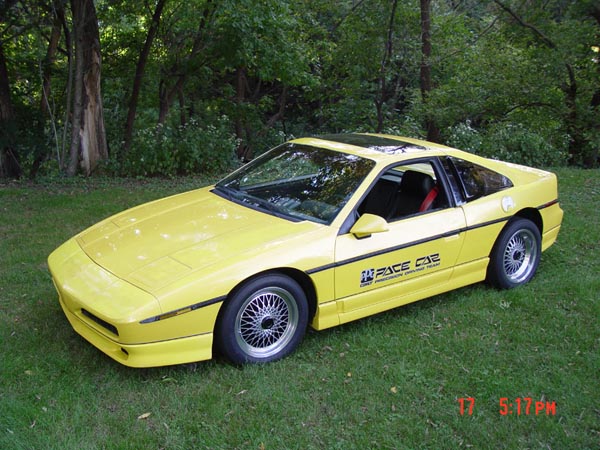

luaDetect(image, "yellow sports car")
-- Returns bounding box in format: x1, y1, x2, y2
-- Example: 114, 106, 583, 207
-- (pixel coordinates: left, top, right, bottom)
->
48, 134, 563, 367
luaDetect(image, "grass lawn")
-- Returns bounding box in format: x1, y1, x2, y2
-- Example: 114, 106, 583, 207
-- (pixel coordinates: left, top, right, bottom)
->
0, 168, 598, 449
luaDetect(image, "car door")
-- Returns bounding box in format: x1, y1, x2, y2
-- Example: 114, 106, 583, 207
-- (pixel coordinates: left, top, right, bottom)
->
333, 159, 467, 324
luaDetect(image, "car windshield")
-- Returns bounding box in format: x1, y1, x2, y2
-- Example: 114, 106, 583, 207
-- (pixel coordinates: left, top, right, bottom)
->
215, 143, 375, 224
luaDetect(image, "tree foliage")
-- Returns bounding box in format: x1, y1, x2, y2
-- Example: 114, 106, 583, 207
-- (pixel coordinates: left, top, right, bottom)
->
0, 0, 598, 178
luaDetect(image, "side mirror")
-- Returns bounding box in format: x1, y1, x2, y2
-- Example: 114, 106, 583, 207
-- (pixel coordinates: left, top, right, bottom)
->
350, 213, 389, 239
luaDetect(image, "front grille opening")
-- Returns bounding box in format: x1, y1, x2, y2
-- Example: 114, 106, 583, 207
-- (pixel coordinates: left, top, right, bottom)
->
81, 309, 119, 336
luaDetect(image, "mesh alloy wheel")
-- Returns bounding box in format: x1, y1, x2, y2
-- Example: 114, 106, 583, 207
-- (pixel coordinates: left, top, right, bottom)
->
234, 287, 299, 359
487, 218, 541, 289
216, 274, 309, 364
502, 228, 539, 284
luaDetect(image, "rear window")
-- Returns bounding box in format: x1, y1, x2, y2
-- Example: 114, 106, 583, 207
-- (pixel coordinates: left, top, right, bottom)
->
450, 157, 513, 201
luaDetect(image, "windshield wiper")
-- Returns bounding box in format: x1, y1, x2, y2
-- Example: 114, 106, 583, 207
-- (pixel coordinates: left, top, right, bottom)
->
214, 184, 242, 201
249, 195, 289, 216
215, 185, 302, 221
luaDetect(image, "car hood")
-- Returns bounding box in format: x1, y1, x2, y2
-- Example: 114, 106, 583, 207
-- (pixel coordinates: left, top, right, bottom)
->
76, 187, 321, 293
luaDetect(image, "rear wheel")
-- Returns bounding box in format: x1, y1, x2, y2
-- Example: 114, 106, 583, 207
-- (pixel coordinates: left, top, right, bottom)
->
216, 274, 308, 364
487, 218, 541, 289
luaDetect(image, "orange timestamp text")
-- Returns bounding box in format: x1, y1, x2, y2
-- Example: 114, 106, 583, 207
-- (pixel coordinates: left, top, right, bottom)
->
457, 397, 557, 416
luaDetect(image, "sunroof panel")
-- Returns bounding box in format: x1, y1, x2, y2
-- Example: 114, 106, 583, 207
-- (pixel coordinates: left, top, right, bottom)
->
318, 134, 406, 147
318, 134, 427, 154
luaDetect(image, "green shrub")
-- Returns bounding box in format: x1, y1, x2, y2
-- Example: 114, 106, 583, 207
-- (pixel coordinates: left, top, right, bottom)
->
579, 130, 600, 167
383, 116, 426, 140
446, 121, 483, 154
481, 122, 568, 167
120, 116, 238, 177
447, 121, 568, 167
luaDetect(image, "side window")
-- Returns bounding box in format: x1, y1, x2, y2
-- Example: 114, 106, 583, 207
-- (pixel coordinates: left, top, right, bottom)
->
449, 157, 513, 201
358, 161, 449, 221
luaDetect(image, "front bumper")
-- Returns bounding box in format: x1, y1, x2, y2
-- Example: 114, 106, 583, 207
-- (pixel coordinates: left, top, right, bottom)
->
58, 293, 213, 367
49, 238, 221, 367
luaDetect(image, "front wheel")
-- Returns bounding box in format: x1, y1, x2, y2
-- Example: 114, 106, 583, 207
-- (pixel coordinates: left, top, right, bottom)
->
487, 218, 541, 289
215, 274, 309, 364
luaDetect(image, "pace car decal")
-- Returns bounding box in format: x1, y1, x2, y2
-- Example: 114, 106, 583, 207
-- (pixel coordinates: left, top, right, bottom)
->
360, 253, 441, 287
308, 201, 558, 277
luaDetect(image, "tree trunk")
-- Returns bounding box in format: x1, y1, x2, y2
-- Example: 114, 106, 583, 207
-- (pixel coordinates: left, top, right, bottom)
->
178, 86, 186, 126
157, 0, 213, 125
586, 4, 600, 166
158, 76, 185, 125
235, 67, 249, 160
0, 0, 21, 178
264, 86, 288, 130
67, 0, 108, 176
493, 0, 595, 166
375, 0, 398, 133
592, 8, 600, 103
60, 6, 74, 172
420, 0, 440, 143
563, 64, 583, 163
32, 2, 67, 178
0, 40, 21, 178
123, 0, 167, 153
40, 10, 62, 115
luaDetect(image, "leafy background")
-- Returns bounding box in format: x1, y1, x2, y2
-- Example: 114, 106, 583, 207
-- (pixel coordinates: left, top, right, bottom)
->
1, 0, 599, 178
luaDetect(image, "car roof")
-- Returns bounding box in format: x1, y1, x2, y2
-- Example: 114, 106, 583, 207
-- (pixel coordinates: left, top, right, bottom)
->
290, 133, 451, 163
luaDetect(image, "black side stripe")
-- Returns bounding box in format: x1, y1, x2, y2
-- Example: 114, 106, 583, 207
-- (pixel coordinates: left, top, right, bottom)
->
307, 216, 510, 275
308, 199, 559, 275
465, 216, 510, 232
140, 295, 226, 324
140, 200, 559, 322
537, 199, 558, 210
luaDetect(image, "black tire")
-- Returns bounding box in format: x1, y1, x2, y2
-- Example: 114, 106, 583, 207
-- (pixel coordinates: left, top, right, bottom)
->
215, 274, 309, 364
487, 218, 541, 289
